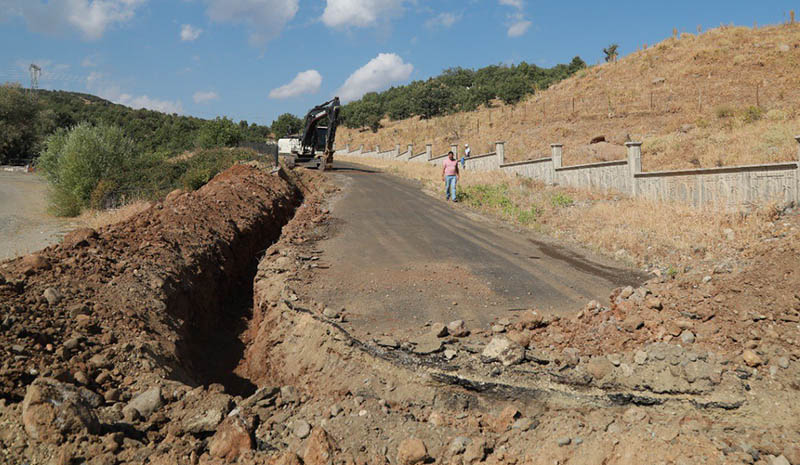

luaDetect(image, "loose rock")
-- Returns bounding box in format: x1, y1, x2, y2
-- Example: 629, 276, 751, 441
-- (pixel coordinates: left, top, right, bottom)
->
396, 438, 428, 465
22, 377, 102, 443
481, 337, 525, 366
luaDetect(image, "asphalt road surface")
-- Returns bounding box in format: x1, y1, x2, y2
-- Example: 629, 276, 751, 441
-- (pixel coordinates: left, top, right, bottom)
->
0, 171, 76, 261
304, 161, 647, 339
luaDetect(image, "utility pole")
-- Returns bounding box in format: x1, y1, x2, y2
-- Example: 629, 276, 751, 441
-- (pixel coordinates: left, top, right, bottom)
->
29, 64, 41, 99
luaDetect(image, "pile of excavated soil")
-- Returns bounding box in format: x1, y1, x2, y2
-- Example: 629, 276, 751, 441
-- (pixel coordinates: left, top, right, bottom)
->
2, 160, 800, 465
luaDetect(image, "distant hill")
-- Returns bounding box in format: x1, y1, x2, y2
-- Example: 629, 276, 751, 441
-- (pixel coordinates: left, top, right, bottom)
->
339, 22, 800, 170
0, 86, 271, 164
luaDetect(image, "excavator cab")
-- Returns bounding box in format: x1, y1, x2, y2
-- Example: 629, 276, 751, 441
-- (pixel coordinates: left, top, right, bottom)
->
287, 97, 340, 170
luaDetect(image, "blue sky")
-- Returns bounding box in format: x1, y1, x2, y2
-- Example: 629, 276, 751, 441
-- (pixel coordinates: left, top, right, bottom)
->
0, 1, 797, 126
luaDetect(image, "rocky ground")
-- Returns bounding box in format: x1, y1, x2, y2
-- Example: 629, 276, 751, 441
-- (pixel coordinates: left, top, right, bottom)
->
1, 162, 799, 465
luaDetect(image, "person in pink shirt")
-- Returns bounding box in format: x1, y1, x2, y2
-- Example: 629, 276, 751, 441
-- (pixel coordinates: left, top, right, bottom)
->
442, 151, 460, 202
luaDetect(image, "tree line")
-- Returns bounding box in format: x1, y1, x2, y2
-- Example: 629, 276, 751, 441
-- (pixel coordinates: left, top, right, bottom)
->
0, 84, 277, 164
340, 57, 587, 131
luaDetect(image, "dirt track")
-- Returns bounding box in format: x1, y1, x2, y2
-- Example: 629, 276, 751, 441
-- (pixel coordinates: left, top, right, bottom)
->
305, 161, 645, 339
0, 171, 77, 260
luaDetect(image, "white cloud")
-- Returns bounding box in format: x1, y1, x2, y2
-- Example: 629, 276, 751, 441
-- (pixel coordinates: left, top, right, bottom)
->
180, 24, 202, 41
507, 17, 530, 37
81, 56, 97, 67
499, 0, 523, 9
321, 0, 404, 28
203, 0, 298, 46
193, 91, 219, 103
1, 0, 147, 40
337, 53, 412, 102
425, 12, 460, 29
86, 72, 184, 114
269, 70, 322, 99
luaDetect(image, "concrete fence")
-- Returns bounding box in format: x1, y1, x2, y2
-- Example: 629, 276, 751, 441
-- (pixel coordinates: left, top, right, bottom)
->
337, 135, 800, 209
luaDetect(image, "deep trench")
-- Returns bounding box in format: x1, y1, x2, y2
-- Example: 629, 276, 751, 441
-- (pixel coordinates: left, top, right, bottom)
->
166, 179, 304, 398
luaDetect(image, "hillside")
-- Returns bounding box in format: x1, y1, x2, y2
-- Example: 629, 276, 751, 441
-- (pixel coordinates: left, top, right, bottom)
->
0, 86, 271, 164
338, 22, 800, 171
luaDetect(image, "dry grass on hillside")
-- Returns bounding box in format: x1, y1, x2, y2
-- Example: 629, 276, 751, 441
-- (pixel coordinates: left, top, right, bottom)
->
339, 22, 800, 171
77, 200, 152, 229
339, 155, 778, 270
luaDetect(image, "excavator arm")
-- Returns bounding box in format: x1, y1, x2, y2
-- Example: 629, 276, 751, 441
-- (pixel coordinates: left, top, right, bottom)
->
299, 97, 340, 170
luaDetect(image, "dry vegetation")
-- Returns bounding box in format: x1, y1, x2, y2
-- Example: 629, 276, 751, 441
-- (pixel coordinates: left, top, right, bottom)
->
339, 155, 779, 271
339, 22, 800, 170
75, 200, 153, 229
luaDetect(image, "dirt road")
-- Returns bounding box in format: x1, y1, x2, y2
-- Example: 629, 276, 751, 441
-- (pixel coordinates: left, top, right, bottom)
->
0, 171, 77, 260
306, 162, 646, 339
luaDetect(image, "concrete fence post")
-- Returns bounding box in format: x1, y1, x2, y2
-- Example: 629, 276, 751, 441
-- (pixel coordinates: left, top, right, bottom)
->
626, 142, 643, 197
345, 143, 350, 153
551, 144, 563, 168
795, 135, 800, 203
450, 144, 458, 157
357, 144, 363, 155
395, 144, 401, 156
426, 143, 432, 161
551, 143, 563, 186
375, 145, 380, 154
495, 141, 505, 165
407, 144, 413, 157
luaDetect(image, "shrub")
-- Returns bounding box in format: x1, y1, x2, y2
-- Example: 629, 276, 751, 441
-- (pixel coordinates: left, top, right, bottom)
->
551, 192, 574, 208
742, 106, 764, 124
38, 123, 139, 216
715, 105, 735, 118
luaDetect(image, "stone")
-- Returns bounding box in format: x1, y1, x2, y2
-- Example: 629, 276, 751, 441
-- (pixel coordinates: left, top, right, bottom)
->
646, 297, 663, 310
447, 320, 469, 337
22, 377, 102, 443
242, 386, 279, 408
607, 354, 622, 366
495, 406, 520, 432
491, 324, 506, 333
63, 228, 97, 248
322, 307, 339, 319
183, 407, 226, 434
619, 286, 634, 299
303, 427, 336, 465
444, 349, 457, 360
431, 322, 448, 337
74, 371, 89, 385
375, 336, 399, 348
481, 337, 525, 366
772, 455, 790, 465
778, 44, 791, 52
64, 337, 81, 351
742, 350, 764, 367
463, 438, 486, 464
329, 404, 342, 417
586, 357, 613, 380
634, 350, 648, 365
126, 387, 162, 420
208, 414, 254, 461
511, 417, 538, 431
680, 330, 696, 344
557, 437, 571, 446
396, 438, 427, 465
293, 419, 311, 439
43, 288, 63, 306
448, 437, 471, 456
505, 330, 532, 348
275, 452, 303, 465
21, 254, 50, 274
410, 335, 443, 354
702, 275, 712, 283
652, 77, 666, 85
777, 357, 790, 369
622, 315, 644, 332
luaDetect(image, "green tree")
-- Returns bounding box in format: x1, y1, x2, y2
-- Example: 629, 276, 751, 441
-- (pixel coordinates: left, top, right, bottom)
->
0, 84, 40, 164
496, 73, 529, 105
38, 123, 139, 216
196, 117, 243, 148
271, 113, 303, 138
603, 44, 619, 63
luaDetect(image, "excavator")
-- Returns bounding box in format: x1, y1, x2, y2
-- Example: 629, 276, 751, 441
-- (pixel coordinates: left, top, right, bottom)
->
278, 97, 341, 171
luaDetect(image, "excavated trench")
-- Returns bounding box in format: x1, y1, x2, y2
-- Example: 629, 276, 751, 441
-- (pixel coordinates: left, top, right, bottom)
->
155, 169, 305, 397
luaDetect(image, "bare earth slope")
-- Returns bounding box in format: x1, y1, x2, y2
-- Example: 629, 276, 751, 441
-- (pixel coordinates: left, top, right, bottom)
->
339, 22, 800, 170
